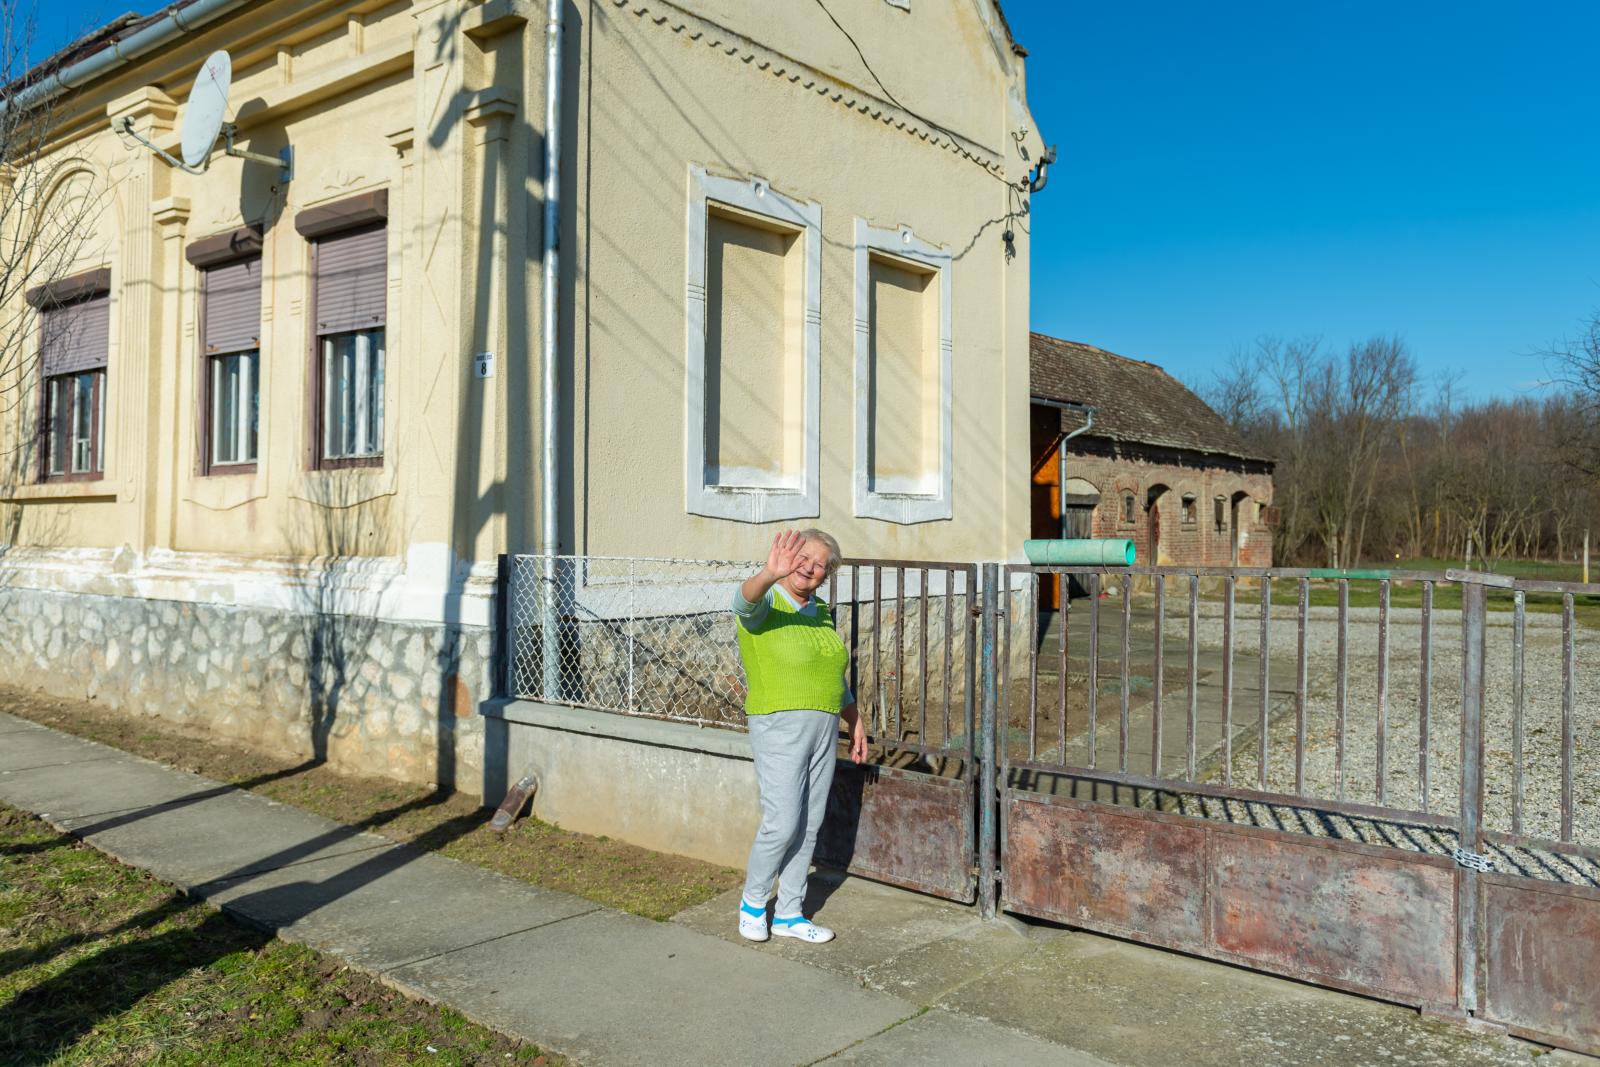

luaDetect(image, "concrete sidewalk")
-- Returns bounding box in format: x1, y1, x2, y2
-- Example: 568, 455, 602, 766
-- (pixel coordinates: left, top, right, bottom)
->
1, 711, 1587, 1067
0, 712, 1092, 1067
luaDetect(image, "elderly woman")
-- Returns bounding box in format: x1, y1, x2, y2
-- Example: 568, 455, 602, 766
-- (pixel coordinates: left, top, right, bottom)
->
732, 528, 869, 944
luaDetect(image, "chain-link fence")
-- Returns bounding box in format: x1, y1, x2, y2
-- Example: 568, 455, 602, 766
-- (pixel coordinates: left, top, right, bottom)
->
505, 554, 983, 749
508, 555, 754, 727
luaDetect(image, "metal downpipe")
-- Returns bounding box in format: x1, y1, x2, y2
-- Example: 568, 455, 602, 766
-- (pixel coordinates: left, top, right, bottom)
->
539, 0, 563, 698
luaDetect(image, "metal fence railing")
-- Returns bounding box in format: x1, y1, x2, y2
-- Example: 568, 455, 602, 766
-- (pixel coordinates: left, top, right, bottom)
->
998, 565, 1599, 882
505, 555, 984, 762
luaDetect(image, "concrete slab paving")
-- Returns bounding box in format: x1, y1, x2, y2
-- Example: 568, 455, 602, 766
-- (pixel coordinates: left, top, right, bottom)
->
0, 754, 225, 822
57, 787, 405, 888
673, 872, 1052, 1003
818, 1008, 1115, 1066
386, 908, 915, 1067
671, 871, 997, 980
197, 844, 598, 973
936, 930, 1548, 1067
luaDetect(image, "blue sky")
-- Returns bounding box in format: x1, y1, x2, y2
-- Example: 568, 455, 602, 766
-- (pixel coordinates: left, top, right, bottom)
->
1001, 0, 1600, 399
33, 2, 1600, 400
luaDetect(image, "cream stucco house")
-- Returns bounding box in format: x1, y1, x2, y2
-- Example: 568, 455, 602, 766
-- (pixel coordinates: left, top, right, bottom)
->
0, 0, 1045, 799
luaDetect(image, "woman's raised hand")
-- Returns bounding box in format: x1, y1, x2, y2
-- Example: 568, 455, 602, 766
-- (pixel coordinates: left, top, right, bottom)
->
766, 529, 806, 580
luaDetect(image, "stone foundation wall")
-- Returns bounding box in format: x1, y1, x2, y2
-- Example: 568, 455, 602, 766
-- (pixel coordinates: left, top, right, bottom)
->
0, 585, 494, 794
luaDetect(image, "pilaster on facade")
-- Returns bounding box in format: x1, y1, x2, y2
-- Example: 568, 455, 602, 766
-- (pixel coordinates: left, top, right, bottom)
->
406, 0, 473, 548
150, 197, 191, 551
106, 87, 178, 533
464, 86, 520, 558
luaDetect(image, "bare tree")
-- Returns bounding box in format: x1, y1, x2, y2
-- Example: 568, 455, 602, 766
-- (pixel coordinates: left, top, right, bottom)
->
0, 2, 111, 479
1546, 308, 1600, 478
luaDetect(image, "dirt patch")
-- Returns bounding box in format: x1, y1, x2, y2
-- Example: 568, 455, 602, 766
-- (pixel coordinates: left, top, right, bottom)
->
0, 687, 741, 922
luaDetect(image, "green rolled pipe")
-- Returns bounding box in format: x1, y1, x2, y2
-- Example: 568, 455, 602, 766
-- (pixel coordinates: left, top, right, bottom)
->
1023, 539, 1137, 567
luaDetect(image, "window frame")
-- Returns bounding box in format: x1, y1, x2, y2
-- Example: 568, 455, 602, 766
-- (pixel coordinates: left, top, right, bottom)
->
317, 327, 386, 466
1121, 492, 1136, 525
193, 249, 264, 477
684, 167, 820, 523
29, 272, 112, 485
304, 217, 388, 472
1181, 493, 1197, 525
852, 219, 954, 524
40, 368, 105, 483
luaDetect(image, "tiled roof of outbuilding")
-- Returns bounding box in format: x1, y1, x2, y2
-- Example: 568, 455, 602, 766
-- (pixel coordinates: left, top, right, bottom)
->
1030, 332, 1272, 463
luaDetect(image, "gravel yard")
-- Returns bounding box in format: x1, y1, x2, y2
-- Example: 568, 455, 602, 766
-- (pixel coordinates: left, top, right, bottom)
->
1161, 598, 1600, 884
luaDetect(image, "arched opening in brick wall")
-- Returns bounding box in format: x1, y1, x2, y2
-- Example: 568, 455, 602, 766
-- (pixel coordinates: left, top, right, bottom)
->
1230, 490, 1252, 566
1146, 484, 1171, 566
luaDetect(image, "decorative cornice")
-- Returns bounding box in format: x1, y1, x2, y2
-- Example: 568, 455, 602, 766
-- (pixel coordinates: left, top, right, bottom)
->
611, 0, 1008, 178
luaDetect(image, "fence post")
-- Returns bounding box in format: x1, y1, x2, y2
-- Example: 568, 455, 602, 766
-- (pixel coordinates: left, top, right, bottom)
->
496, 553, 512, 698
979, 562, 999, 919
1457, 577, 1487, 1015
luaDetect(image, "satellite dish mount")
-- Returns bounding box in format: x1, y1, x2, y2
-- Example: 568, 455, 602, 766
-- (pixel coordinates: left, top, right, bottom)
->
118, 50, 292, 180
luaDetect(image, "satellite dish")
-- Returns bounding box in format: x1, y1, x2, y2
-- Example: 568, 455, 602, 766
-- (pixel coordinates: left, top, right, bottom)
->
181, 50, 232, 170
113, 48, 291, 181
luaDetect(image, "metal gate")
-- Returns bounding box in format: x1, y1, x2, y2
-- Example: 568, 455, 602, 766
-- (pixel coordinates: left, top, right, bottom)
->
503, 554, 1599, 1050
986, 563, 1600, 1055
813, 560, 979, 902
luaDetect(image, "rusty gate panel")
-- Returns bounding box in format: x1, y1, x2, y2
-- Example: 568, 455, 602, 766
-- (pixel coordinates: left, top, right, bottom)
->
1481, 874, 1600, 1054
1004, 793, 1206, 948
1003, 793, 1461, 1010
1209, 829, 1457, 1007
817, 763, 975, 903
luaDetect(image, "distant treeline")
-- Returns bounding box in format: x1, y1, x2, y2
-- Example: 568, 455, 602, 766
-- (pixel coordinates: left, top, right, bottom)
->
1201, 327, 1600, 568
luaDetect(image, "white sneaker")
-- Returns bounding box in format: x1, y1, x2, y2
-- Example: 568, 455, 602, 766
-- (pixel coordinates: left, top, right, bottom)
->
771, 916, 834, 943
738, 901, 769, 942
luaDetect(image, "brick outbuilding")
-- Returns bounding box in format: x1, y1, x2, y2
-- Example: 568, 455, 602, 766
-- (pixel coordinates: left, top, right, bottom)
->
1030, 333, 1276, 588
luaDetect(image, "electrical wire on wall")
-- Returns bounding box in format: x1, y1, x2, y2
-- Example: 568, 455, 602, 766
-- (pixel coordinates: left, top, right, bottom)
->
808, 0, 1053, 259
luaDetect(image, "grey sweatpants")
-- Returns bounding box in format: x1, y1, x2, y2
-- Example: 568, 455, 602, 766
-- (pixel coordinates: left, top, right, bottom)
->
742, 708, 838, 918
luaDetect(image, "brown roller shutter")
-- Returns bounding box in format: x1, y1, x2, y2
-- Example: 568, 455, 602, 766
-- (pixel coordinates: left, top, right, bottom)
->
40, 293, 110, 376
314, 225, 386, 335
202, 256, 262, 354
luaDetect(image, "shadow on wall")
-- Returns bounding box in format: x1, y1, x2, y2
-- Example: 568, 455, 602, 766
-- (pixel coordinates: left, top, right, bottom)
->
281, 474, 398, 774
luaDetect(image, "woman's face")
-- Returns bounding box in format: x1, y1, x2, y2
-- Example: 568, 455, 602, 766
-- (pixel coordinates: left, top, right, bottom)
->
786, 539, 832, 597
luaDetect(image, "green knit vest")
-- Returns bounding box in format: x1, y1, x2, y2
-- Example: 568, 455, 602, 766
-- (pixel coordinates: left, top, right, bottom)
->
736, 592, 849, 716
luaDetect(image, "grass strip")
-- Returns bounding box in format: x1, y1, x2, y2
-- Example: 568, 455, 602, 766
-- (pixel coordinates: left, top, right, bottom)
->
0, 688, 741, 923
0, 804, 563, 1066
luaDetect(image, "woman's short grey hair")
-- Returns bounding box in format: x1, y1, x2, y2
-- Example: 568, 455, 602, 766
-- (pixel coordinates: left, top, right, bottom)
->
799, 528, 843, 576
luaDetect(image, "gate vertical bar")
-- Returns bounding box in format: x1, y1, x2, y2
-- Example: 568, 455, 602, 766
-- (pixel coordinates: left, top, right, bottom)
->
1376, 579, 1390, 804
979, 562, 999, 919
1562, 592, 1575, 842
1258, 576, 1270, 791
1186, 574, 1199, 780
1511, 590, 1524, 835
895, 567, 906, 745
1222, 575, 1235, 785
1028, 573, 1039, 761
1120, 573, 1131, 772
1088, 573, 1101, 770
1336, 579, 1349, 801
919, 567, 929, 747
1295, 578, 1308, 795
1458, 578, 1487, 1014
1420, 581, 1433, 812
1152, 574, 1165, 776
1058, 575, 1069, 764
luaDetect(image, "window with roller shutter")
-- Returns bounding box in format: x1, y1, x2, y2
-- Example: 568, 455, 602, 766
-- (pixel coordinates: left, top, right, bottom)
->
28, 271, 111, 483
298, 194, 388, 469
198, 254, 263, 472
